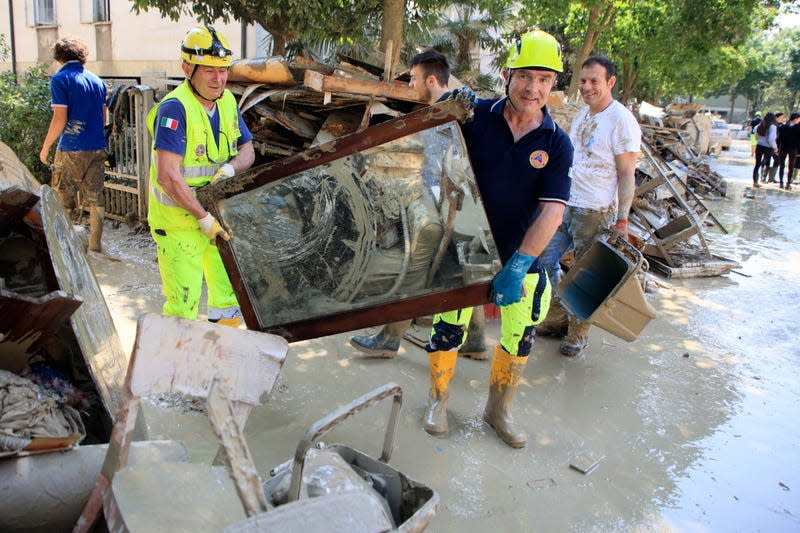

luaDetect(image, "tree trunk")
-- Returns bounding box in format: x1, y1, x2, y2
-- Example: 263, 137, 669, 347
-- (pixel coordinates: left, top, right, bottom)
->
380, 0, 405, 53
621, 60, 637, 105
457, 39, 472, 74
259, 14, 289, 56
567, 1, 616, 99
728, 87, 736, 121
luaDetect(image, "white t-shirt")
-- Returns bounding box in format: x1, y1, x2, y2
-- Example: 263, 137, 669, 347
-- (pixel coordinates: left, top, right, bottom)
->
567, 100, 641, 210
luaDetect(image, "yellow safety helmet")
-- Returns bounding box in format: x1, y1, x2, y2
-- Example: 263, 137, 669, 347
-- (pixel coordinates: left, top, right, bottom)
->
180, 25, 232, 67
505, 30, 563, 73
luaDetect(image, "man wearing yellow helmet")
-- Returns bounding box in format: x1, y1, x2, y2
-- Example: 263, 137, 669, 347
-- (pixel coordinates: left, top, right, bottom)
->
146, 25, 255, 325
420, 30, 573, 448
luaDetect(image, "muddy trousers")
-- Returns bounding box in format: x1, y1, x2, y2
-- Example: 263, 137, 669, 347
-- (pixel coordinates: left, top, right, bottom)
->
151, 228, 239, 321
423, 273, 551, 447
537, 206, 614, 350
349, 307, 488, 359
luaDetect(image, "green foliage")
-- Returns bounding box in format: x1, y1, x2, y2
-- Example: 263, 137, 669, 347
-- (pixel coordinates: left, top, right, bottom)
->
127, 0, 795, 107
0, 34, 52, 183
733, 26, 800, 114
427, 1, 513, 83
129, 0, 442, 56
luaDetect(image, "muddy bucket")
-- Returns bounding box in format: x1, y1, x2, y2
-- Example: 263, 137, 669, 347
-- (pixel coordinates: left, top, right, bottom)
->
558, 233, 656, 341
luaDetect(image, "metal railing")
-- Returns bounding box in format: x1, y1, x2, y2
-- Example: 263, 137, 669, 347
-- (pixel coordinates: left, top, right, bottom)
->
103, 85, 154, 224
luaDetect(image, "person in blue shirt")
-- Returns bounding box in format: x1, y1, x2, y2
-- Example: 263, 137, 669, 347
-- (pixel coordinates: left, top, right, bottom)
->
348, 49, 490, 361
40, 36, 108, 251
422, 31, 573, 448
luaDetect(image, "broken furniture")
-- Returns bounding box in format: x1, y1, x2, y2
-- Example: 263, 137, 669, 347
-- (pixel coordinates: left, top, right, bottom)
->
217, 382, 439, 532
74, 313, 288, 533
630, 140, 738, 277
198, 98, 500, 341
558, 232, 656, 342
1, 143, 161, 532
1, 150, 128, 434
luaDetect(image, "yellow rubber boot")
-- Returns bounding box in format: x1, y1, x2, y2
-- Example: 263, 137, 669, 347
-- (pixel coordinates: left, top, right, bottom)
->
424, 350, 458, 435
483, 346, 528, 448
215, 316, 243, 328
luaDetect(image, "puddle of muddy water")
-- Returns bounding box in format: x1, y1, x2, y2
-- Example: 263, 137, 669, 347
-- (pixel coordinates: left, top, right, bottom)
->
92, 145, 800, 532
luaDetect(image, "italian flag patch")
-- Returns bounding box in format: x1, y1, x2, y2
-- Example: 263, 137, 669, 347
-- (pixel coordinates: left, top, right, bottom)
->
160, 117, 179, 130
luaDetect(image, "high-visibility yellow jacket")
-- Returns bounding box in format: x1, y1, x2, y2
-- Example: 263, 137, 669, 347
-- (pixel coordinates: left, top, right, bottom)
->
146, 81, 241, 230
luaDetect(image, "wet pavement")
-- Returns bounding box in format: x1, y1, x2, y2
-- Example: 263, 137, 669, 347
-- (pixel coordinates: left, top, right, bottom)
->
90, 140, 799, 532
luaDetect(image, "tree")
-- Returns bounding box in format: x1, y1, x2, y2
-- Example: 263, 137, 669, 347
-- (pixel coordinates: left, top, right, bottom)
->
595, 0, 774, 104
131, 0, 373, 55
563, 0, 618, 98
0, 34, 52, 183
130, 0, 440, 57
380, 0, 405, 53
427, 0, 512, 87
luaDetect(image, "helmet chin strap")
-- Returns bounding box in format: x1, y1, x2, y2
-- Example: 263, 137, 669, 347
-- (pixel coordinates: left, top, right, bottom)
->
505, 70, 520, 112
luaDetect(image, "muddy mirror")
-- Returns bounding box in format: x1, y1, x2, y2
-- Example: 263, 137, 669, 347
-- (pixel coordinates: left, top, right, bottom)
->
205, 103, 500, 341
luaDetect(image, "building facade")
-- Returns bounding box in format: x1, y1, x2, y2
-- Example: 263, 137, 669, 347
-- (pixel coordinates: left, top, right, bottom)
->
1, 1, 266, 88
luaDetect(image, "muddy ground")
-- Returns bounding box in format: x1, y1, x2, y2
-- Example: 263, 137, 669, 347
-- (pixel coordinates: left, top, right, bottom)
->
88, 140, 799, 532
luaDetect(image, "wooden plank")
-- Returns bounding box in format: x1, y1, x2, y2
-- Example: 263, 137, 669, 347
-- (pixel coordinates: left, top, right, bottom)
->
206, 377, 269, 517
0, 288, 83, 372
304, 69, 422, 103
311, 109, 363, 146
249, 103, 320, 139
40, 185, 128, 419
647, 254, 741, 279
259, 282, 492, 342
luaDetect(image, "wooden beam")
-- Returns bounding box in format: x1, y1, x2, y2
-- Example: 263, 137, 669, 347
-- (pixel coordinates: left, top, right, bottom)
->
304, 69, 422, 103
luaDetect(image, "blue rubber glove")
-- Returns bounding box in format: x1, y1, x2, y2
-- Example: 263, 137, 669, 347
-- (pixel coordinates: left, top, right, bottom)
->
491, 251, 535, 307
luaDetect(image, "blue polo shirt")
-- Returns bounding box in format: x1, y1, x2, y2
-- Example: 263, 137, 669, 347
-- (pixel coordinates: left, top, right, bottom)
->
153, 99, 253, 157
50, 61, 107, 151
461, 97, 573, 265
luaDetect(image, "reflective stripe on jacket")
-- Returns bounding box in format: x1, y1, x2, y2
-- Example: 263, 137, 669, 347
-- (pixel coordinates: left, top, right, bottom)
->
146, 82, 241, 230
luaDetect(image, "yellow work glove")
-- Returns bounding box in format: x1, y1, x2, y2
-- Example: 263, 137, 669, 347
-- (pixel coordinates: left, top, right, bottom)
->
210, 163, 235, 184
198, 213, 230, 241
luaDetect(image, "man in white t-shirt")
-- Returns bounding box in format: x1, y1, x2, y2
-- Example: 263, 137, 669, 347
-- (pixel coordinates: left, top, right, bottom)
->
537, 55, 641, 358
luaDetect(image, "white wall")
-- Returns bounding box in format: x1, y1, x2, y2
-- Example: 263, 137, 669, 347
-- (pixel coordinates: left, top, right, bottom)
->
0, 1, 258, 80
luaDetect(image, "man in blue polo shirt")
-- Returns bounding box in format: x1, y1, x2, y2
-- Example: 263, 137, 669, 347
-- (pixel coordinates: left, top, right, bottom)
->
422, 30, 573, 448
40, 36, 108, 252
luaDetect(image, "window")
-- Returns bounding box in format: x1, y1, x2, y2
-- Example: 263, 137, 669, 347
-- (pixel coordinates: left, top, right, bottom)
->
33, 0, 56, 26
80, 0, 110, 23
93, 0, 109, 22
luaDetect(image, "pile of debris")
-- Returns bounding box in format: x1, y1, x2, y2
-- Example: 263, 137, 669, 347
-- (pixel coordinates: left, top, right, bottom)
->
223, 54, 424, 164
640, 123, 728, 197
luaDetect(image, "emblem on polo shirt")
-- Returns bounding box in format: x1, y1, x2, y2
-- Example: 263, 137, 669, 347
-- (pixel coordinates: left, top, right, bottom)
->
529, 150, 548, 169
195, 144, 206, 158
